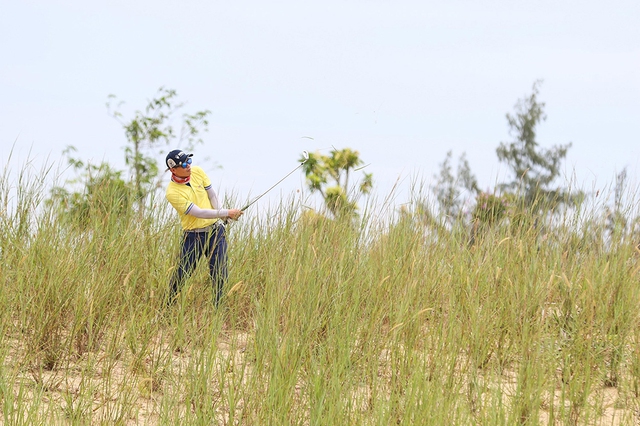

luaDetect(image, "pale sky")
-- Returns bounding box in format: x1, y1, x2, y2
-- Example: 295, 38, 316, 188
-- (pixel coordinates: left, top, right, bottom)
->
2, 0, 639, 212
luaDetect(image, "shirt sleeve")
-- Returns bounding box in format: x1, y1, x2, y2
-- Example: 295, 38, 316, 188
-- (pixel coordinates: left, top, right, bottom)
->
187, 204, 230, 219
206, 186, 220, 209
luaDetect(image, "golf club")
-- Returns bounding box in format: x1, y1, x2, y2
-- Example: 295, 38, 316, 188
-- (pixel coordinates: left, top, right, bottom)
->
240, 150, 309, 211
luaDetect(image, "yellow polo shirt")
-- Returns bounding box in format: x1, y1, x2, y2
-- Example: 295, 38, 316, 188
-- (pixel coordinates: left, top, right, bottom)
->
166, 166, 218, 231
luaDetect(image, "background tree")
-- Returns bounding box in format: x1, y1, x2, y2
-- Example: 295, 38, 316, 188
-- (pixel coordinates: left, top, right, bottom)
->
107, 87, 211, 205
47, 146, 135, 231
496, 80, 578, 209
605, 168, 630, 244
301, 148, 373, 219
432, 150, 479, 226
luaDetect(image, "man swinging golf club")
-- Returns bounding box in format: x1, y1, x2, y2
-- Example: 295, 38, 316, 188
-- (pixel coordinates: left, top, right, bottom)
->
164, 149, 243, 307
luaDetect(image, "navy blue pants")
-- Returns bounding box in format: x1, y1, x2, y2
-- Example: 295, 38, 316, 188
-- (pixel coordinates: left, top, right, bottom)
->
168, 223, 228, 306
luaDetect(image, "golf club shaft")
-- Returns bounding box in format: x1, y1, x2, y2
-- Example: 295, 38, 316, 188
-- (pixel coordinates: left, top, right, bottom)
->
241, 162, 304, 211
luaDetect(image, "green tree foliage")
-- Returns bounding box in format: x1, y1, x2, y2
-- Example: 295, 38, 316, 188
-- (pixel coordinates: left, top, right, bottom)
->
605, 168, 632, 244
432, 81, 585, 243
47, 146, 135, 231
107, 87, 211, 203
471, 192, 508, 226
432, 150, 479, 224
301, 148, 373, 219
496, 80, 578, 209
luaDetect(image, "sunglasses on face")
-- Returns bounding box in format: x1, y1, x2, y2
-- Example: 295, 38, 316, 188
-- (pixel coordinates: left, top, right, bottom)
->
180, 158, 192, 168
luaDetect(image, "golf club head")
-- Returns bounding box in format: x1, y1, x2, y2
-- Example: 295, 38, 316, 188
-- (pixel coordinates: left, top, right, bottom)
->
301, 150, 309, 163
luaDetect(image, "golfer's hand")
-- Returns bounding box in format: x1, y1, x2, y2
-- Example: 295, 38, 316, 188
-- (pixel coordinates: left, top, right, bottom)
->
228, 209, 243, 221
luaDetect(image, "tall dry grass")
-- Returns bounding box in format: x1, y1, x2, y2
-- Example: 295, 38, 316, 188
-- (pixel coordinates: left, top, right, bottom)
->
1, 159, 640, 425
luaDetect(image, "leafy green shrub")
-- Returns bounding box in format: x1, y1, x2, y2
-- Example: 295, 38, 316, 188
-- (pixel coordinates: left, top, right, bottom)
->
472, 192, 508, 225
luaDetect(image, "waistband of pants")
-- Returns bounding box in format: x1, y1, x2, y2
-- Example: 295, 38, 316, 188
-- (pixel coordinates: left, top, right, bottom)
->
185, 221, 223, 233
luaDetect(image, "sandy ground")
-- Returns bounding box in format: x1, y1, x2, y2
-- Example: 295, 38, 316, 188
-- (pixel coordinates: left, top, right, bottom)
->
2, 329, 638, 425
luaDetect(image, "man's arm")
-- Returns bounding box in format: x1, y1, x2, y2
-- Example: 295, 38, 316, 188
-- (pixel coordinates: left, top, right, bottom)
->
205, 186, 220, 209
186, 204, 243, 221
186, 203, 229, 219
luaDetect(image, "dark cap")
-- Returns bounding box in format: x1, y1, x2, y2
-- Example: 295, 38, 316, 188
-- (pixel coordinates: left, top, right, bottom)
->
165, 150, 193, 169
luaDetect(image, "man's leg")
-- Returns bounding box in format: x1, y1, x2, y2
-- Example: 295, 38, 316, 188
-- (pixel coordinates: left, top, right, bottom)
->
167, 232, 202, 306
207, 224, 228, 307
